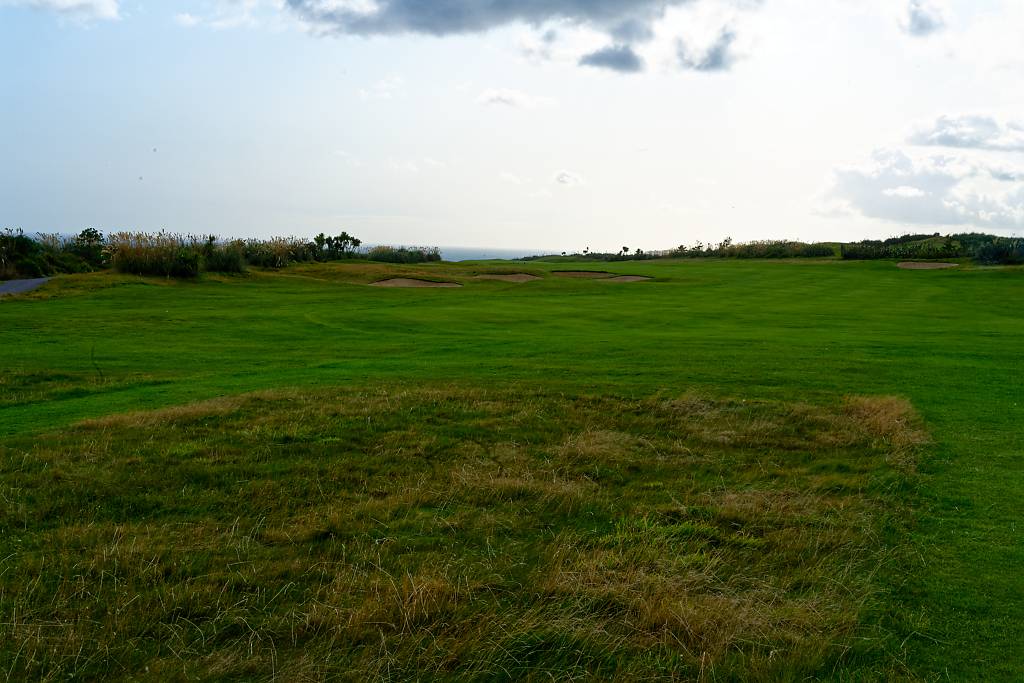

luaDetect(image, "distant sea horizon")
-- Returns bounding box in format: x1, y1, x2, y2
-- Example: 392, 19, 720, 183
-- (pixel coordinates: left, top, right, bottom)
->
438, 246, 553, 262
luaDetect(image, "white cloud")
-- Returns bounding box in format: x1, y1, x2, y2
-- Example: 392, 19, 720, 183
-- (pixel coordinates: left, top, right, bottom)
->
359, 76, 404, 101
883, 186, 927, 198
909, 115, 1024, 153
832, 149, 1024, 230
477, 88, 551, 109
333, 150, 362, 168
389, 159, 419, 173
10, 0, 119, 20
499, 172, 525, 185
554, 170, 584, 186
170, 0, 287, 30
951, 3, 1024, 72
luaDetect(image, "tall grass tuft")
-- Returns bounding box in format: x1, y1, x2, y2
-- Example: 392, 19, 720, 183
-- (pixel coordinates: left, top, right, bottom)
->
367, 245, 442, 263
241, 236, 316, 268
107, 231, 202, 278
201, 237, 246, 273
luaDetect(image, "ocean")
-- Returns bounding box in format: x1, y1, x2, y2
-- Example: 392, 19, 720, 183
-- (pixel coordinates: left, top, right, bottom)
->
438, 247, 553, 262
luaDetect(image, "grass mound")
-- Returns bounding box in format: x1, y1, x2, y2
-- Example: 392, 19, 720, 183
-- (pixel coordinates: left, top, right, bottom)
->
552, 271, 613, 278
473, 273, 541, 282
602, 275, 653, 282
896, 262, 959, 270
0, 386, 925, 680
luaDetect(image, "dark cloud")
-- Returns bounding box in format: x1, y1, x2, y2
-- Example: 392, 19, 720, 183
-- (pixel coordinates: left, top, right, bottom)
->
989, 166, 1024, 182
609, 18, 655, 43
909, 115, 1024, 152
579, 44, 644, 72
540, 28, 559, 43
903, 0, 946, 36
677, 29, 737, 71
286, 0, 686, 37
287, 0, 756, 73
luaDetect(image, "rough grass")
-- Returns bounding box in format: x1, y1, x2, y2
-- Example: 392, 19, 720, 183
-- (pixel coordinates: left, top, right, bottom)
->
0, 386, 926, 681
2, 258, 1021, 679
284, 261, 547, 286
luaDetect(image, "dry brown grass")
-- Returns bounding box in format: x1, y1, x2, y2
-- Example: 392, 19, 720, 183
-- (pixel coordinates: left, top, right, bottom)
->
0, 386, 926, 680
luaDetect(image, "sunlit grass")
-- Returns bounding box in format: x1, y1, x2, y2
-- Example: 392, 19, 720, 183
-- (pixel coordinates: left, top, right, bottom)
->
1, 258, 1021, 679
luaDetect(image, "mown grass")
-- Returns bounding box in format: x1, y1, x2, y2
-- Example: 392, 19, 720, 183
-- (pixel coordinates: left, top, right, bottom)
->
1, 387, 924, 680
1, 258, 1022, 680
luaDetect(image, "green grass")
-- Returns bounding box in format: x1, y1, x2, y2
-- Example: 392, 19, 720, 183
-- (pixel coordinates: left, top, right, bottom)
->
1, 258, 1022, 680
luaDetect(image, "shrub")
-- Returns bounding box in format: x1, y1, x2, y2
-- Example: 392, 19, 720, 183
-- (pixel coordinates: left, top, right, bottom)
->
367, 245, 442, 264
974, 238, 1024, 265
670, 239, 835, 260
1, 229, 42, 279
837, 233, 1024, 262
720, 240, 835, 259
1, 228, 92, 279
108, 231, 203, 278
840, 234, 967, 261
241, 237, 316, 269
312, 232, 363, 261
201, 237, 246, 273
65, 228, 106, 269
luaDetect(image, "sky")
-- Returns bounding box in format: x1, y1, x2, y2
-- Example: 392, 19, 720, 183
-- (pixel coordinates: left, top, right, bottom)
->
1, 0, 1022, 252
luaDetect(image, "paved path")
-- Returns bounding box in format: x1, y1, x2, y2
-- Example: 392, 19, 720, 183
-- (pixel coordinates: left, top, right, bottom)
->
0, 277, 50, 297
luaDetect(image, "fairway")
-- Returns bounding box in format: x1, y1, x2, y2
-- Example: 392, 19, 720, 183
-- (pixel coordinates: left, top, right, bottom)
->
2, 259, 1022, 680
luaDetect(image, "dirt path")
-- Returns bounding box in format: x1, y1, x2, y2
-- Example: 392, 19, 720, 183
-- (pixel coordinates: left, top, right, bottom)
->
0, 277, 50, 297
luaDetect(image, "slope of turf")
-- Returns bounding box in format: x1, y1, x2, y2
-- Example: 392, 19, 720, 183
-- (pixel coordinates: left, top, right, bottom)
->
1, 258, 1022, 679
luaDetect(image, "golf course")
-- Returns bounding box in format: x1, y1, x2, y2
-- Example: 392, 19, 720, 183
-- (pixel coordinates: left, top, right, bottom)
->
1, 257, 1021, 680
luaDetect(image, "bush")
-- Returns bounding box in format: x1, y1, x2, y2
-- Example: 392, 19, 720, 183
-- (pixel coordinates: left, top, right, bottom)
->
719, 240, 835, 259
1, 228, 94, 279
367, 245, 442, 264
312, 232, 363, 261
840, 239, 959, 261
241, 237, 316, 269
2, 229, 42, 279
669, 239, 835, 260
974, 238, 1024, 265
65, 228, 106, 269
200, 237, 246, 273
108, 231, 203, 278
4, 230, 371, 280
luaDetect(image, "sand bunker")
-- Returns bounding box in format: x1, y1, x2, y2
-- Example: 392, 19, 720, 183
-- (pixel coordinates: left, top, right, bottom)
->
552, 271, 613, 279
473, 274, 541, 282
602, 275, 653, 282
897, 262, 959, 270
370, 278, 462, 288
